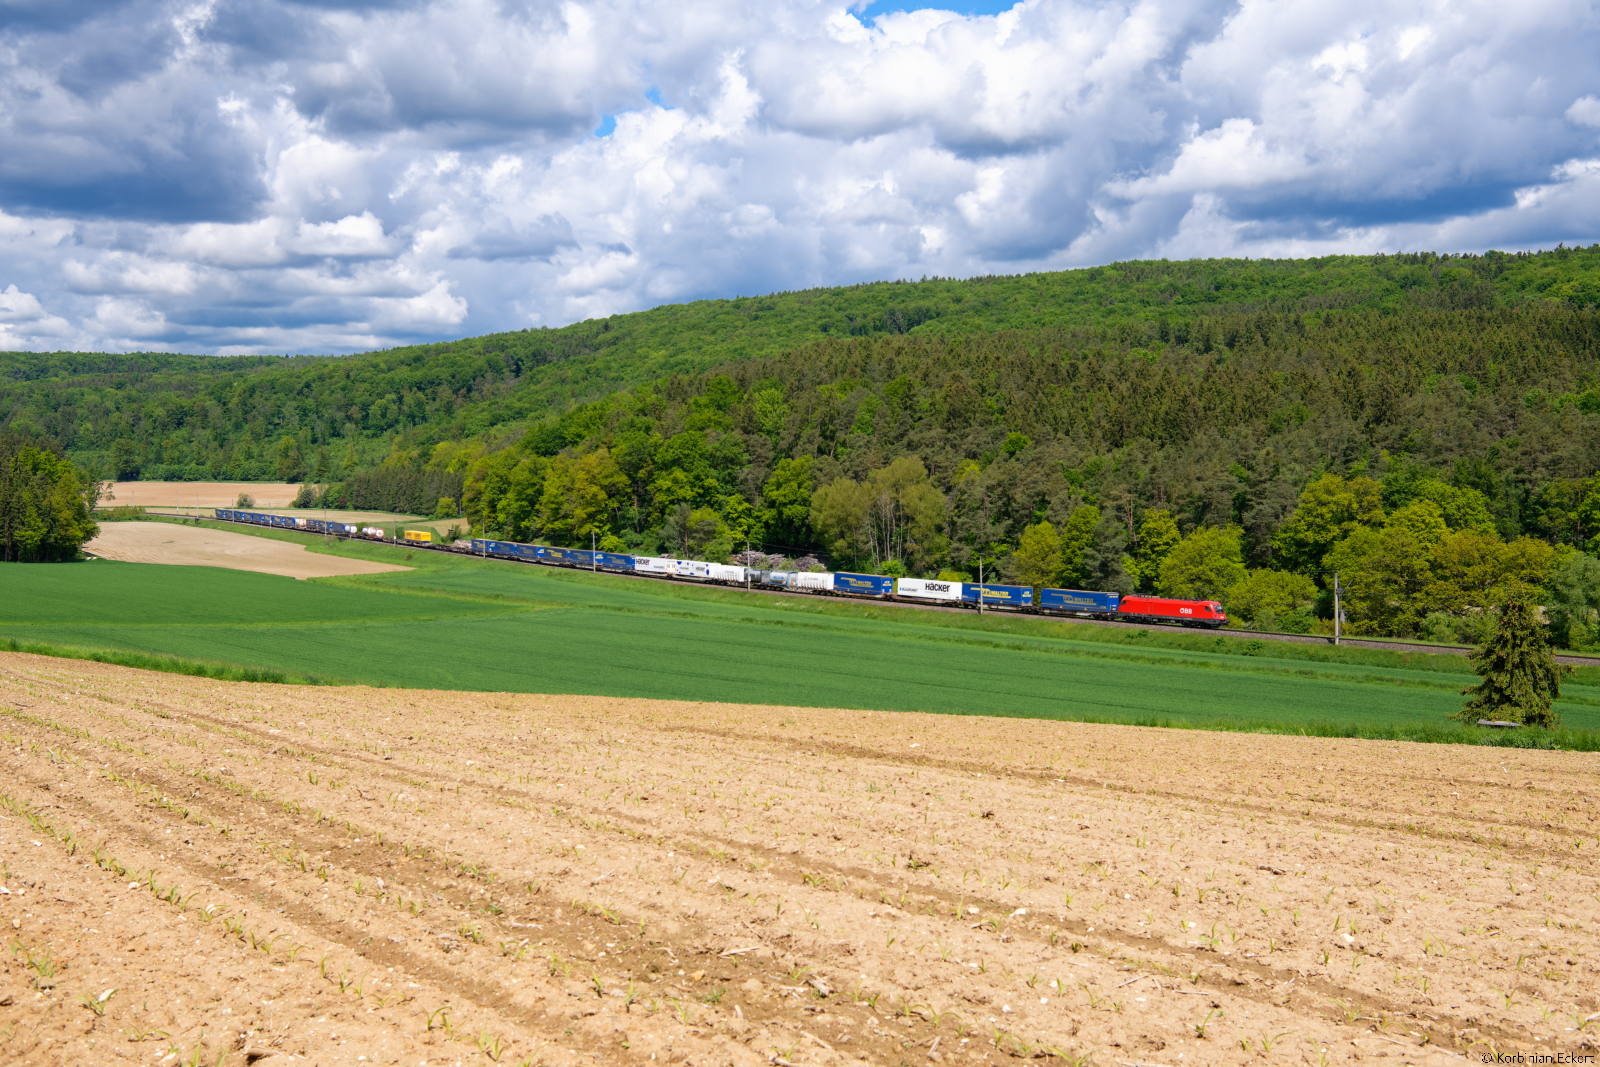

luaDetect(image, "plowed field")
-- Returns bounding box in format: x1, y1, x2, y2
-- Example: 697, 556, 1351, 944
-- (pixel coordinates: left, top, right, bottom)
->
2, 652, 1596, 1066
84, 523, 411, 579
102, 484, 303, 509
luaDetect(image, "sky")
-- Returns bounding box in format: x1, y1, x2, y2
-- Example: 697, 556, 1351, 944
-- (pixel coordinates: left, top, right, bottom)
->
2, 0, 1599, 355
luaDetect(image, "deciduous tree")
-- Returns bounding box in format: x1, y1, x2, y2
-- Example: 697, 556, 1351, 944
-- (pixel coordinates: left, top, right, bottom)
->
1272, 474, 1384, 573
0, 435, 98, 562
1158, 526, 1246, 601
1124, 508, 1180, 592
1012, 521, 1061, 598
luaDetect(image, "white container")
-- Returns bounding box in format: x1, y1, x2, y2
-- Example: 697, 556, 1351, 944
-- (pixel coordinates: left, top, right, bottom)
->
897, 577, 962, 601
633, 556, 713, 579
631, 555, 673, 577
787, 571, 834, 592
707, 564, 748, 583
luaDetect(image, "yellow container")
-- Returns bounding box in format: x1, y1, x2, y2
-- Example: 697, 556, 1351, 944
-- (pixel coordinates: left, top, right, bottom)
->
403, 530, 433, 544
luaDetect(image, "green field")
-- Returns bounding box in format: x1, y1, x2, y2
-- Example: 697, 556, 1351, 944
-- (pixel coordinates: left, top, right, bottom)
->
5, 522, 1599, 747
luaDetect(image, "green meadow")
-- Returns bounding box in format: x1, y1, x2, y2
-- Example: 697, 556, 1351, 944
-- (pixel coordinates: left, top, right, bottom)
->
5, 520, 1598, 747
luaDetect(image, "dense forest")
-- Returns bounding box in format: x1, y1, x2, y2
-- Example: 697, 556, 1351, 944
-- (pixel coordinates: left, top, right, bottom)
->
4, 249, 1600, 644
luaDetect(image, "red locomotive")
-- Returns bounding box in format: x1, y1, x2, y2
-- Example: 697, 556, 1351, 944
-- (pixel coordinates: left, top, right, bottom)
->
1117, 595, 1227, 628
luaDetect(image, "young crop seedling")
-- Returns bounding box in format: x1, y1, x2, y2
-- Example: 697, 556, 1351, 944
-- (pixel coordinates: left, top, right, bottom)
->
477, 1031, 507, 1061
79, 987, 117, 1017
14, 943, 59, 989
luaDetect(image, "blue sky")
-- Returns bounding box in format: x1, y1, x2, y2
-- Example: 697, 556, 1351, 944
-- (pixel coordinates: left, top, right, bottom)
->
858, 1, 1022, 15
1, 0, 1599, 354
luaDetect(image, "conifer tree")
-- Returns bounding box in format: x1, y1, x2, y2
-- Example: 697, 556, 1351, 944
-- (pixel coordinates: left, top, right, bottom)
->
1456, 594, 1570, 728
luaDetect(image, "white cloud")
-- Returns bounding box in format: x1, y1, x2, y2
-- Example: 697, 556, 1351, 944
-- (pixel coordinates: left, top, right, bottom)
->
0, 285, 74, 340
1109, 119, 1311, 197
290, 213, 396, 258
0, 0, 1595, 354
0, 285, 75, 349
1569, 95, 1600, 128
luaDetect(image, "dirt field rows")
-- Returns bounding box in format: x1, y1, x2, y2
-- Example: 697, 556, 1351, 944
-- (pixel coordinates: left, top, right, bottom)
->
84, 523, 411, 579
2, 652, 1597, 1066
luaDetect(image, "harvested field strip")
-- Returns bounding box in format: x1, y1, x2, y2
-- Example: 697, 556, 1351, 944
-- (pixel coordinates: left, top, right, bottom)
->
2, 652, 1597, 1066
84, 522, 412, 580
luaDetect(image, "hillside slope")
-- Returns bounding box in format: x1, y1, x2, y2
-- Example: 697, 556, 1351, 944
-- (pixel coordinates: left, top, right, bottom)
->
7, 249, 1600, 649
3, 248, 1598, 481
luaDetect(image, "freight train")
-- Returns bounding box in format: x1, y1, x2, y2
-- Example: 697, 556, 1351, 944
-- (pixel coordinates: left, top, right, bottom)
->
212, 509, 1228, 628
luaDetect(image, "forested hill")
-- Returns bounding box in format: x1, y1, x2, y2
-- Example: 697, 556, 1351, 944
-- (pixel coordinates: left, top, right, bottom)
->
6, 248, 1600, 647
4, 248, 1600, 483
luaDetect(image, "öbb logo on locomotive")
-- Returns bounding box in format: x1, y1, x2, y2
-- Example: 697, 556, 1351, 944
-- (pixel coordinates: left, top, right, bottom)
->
210, 510, 1228, 629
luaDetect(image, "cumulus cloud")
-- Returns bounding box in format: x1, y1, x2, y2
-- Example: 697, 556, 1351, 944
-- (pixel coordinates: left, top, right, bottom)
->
0, 0, 1597, 354
1570, 95, 1600, 129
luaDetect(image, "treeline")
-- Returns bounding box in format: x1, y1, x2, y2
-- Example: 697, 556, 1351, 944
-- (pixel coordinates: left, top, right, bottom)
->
438, 299, 1600, 647
0, 433, 98, 561
303, 467, 467, 517
4, 249, 1599, 487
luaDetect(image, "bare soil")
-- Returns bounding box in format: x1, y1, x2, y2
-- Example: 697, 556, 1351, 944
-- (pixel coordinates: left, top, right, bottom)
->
101, 483, 306, 509
84, 523, 410, 579
1, 652, 1596, 1067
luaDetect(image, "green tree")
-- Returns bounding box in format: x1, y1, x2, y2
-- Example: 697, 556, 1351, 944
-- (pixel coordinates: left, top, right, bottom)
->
753, 388, 789, 440
1544, 550, 1600, 650
1323, 523, 1433, 635
1012, 521, 1061, 599
1224, 569, 1317, 626
1455, 594, 1571, 728
863, 457, 946, 572
1386, 499, 1448, 551
537, 447, 627, 541
274, 435, 306, 481
111, 438, 140, 480
1058, 505, 1099, 586
760, 456, 814, 548
810, 477, 870, 565
1272, 474, 1385, 572
1581, 483, 1600, 554
811, 458, 945, 572
0, 435, 99, 562
1426, 530, 1553, 616
465, 451, 548, 539
1411, 479, 1495, 532
1157, 526, 1246, 601
649, 431, 720, 520
1124, 507, 1179, 591
661, 503, 728, 558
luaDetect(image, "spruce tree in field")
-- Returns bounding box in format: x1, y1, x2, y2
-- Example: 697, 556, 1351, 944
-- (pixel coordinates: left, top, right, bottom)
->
1456, 594, 1571, 728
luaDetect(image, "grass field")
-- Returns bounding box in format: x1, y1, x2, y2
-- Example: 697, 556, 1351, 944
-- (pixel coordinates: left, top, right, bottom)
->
6, 520, 1599, 745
